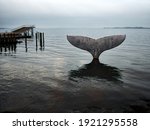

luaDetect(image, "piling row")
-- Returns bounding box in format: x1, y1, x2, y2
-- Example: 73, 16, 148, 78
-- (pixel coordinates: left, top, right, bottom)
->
35, 32, 45, 48
0, 33, 21, 43
0, 43, 17, 53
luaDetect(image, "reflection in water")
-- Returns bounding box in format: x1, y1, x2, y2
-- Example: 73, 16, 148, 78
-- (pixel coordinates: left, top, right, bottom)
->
0, 42, 17, 54
69, 59, 122, 82
0, 40, 45, 54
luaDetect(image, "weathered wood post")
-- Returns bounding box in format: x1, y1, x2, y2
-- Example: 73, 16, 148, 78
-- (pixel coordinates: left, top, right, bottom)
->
36, 32, 38, 45
11, 33, 13, 43
8, 43, 11, 52
9, 33, 11, 43
11, 43, 13, 52
35, 32, 38, 51
25, 33, 27, 43
3, 33, 6, 43
4, 41, 7, 52
24, 33, 28, 51
14, 43, 17, 53
13, 33, 15, 43
7, 33, 9, 43
13, 33, 16, 43
42, 32, 45, 47
35, 31, 45, 50
40, 32, 43, 48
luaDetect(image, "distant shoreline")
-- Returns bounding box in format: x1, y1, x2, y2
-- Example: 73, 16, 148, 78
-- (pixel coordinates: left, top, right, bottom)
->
1, 27, 150, 30
104, 27, 150, 29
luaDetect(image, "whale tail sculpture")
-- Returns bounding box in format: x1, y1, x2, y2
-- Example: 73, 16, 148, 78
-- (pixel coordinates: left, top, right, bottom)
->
67, 35, 126, 59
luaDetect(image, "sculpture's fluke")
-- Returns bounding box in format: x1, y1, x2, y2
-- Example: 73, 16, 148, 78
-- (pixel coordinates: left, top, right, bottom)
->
67, 35, 126, 59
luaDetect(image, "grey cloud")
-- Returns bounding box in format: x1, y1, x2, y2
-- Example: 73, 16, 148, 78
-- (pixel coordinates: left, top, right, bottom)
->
0, 0, 150, 27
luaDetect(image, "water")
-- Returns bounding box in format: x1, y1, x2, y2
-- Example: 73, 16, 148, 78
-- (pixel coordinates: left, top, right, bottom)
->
0, 28, 150, 112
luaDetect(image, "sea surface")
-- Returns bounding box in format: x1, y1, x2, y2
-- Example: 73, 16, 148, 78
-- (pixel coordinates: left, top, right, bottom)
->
0, 28, 150, 112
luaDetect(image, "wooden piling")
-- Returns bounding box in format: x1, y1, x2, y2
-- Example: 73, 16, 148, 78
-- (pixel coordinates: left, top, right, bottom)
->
42, 33, 45, 47
36, 32, 38, 51
40, 33, 42, 47
3, 33, 6, 43
35, 32, 45, 50
24, 33, 27, 50
35, 32, 38, 46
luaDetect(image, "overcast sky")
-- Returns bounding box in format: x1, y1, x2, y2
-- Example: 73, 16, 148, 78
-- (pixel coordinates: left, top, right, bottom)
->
0, 0, 150, 28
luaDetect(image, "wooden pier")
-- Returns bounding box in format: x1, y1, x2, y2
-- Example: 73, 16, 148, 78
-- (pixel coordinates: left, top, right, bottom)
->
0, 25, 35, 44
0, 25, 45, 52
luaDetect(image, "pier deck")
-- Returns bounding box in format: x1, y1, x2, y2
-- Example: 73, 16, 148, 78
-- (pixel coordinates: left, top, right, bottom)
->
12, 25, 35, 34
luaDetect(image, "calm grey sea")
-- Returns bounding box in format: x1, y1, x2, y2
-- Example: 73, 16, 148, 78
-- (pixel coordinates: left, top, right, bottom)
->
0, 28, 150, 112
